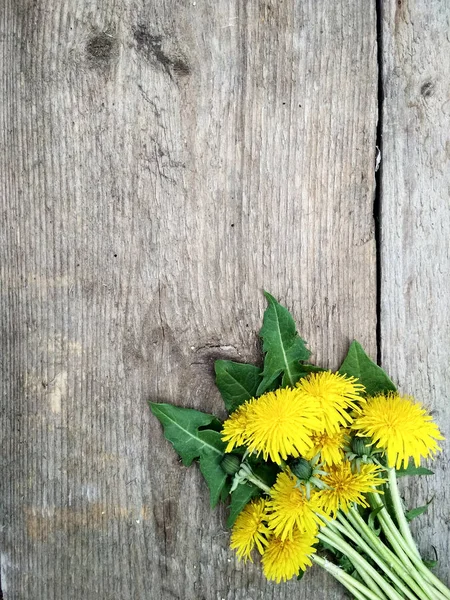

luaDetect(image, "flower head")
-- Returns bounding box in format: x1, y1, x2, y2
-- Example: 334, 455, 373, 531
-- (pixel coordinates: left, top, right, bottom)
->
295, 371, 365, 434
222, 387, 321, 464
351, 393, 444, 469
304, 428, 348, 466
262, 529, 317, 583
266, 470, 325, 539
230, 498, 270, 562
221, 400, 256, 453
318, 461, 385, 517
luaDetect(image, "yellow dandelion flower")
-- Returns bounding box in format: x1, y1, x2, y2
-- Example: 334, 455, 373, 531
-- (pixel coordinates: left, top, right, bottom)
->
221, 400, 256, 453
243, 387, 322, 464
262, 529, 317, 583
266, 470, 325, 540
230, 498, 270, 562
351, 392, 444, 470
304, 428, 348, 466
296, 371, 365, 434
318, 461, 385, 517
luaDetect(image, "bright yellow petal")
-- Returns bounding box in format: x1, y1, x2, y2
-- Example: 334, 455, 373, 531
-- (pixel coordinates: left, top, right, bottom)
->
266, 470, 325, 539
318, 461, 385, 517
230, 498, 270, 562
243, 387, 322, 464
262, 529, 317, 583
304, 428, 348, 466
296, 372, 365, 434
221, 400, 256, 452
351, 393, 444, 469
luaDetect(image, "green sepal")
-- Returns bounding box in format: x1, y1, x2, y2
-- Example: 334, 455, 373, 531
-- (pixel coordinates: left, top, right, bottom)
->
215, 360, 262, 413
396, 462, 434, 478
296, 570, 305, 581
226, 482, 259, 528
339, 341, 396, 397
257, 292, 311, 395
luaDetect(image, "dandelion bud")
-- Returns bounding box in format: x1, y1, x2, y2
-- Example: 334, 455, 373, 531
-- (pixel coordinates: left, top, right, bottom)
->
351, 436, 373, 457
221, 453, 241, 475
290, 458, 313, 481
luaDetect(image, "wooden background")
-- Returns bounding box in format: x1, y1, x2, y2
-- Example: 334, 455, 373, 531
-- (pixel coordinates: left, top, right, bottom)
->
0, 1, 448, 598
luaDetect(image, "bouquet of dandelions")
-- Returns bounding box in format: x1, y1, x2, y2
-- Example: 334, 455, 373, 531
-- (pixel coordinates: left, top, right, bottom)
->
151, 293, 449, 600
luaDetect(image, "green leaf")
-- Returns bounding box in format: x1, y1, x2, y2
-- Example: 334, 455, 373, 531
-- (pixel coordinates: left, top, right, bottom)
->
368, 506, 383, 534
150, 403, 223, 466
247, 460, 279, 488
215, 360, 262, 413
423, 558, 438, 569
220, 479, 232, 502
339, 341, 396, 396
226, 482, 259, 528
296, 570, 305, 581
396, 463, 434, 478
318, 538, 341, 557
405, 504, 430, 522
151, 403, 230, 507
339, 554, 356, 575
256, 292, 311, 395
198, 430, 228, 508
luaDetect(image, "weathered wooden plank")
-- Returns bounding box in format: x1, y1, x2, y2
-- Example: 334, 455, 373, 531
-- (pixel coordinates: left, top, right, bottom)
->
380, 0, 450, 584
0, 1, 377, 598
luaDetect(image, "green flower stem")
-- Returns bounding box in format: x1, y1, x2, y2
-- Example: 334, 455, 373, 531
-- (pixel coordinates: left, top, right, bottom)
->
333, 513, 424, 600
318, 530, 404, 600
325, 521, 388, 600
369, 493, 450, 600
345, 507, 434, 600
387, 468, 421, 559
311, 555, 384, 600
244, 473, 272, 494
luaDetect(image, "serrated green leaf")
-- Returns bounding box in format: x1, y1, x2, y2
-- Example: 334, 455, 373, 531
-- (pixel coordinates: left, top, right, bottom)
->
339, 341, 396, 396
396, 462, 434, 478
405, 504, 429, 522
226, 482, 259, 528
150, 402, 223, 466
256, 292, 311, 395
339, 554, 356, 575
215, 360, 262, 413
198, 430, 228, 508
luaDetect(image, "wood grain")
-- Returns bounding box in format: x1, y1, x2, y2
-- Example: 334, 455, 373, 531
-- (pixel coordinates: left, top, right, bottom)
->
379, 0, 450, 585
0, 1, 377, 598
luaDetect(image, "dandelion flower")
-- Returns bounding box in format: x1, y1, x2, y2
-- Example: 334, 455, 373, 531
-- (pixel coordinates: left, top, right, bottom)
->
266, 470, 325, 539
296, 371, 365, 434
318, 461, 385, 517
304, 428, 348, 466
243, 387, 322, 464
351, 393, 444, 470
221, 400, 256, 453
230, 498, 270, 562
262, 529, 317, 583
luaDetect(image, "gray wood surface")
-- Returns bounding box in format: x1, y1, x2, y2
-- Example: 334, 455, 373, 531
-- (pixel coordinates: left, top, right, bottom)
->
380, 0, 450, 585
1, 1, 379, 598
